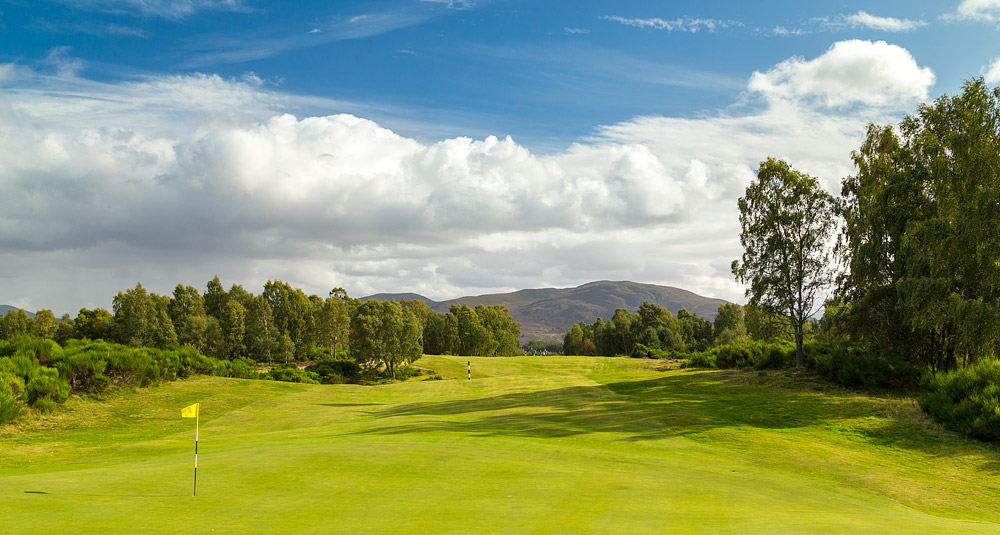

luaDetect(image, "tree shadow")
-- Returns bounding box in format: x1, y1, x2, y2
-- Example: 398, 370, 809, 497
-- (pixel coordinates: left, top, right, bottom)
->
346, 369, 1000, 472
352, 370, 884, 442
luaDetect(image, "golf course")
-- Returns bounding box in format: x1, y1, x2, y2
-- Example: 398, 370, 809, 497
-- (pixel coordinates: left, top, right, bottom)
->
3, 355, 1000, 534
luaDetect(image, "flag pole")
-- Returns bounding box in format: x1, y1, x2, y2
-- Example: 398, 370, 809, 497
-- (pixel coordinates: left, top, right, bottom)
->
194, 412, 199, 497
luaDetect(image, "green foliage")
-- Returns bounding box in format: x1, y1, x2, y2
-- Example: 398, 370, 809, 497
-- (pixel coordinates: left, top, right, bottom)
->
266, 364, 319, 384
733, 158, 836, 368
26, 366, 70, 405
840, 79, 1000, 373
0, 336, 260, 425
807, 342, 919, 391
564, 303, 714, 356
920, 359, 1000, 441
0, 379, 19, 425
305, 359, 360, 384
0, 308, 31, 340
422, 304, 521, 357
73, 307, 113, 341
681, 340, 795, 370
351, 299, 422, 379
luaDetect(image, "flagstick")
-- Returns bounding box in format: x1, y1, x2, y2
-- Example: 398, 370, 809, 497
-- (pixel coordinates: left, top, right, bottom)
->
193, 413, 199, 497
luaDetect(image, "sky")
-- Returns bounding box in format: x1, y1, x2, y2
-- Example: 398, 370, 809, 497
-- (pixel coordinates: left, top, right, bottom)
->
1, 0, 1000, 315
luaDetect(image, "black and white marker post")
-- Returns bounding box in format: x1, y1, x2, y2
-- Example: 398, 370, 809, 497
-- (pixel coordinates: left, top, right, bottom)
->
468, 361, 471, 380
181, 403, 201, 497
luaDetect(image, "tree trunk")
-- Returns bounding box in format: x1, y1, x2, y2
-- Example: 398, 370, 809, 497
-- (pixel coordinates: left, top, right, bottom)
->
794, 324, 804, 368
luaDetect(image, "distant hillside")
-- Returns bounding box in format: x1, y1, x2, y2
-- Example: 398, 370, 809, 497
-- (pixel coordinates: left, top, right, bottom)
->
0, 305, 35, 318
362, 281, 730, 343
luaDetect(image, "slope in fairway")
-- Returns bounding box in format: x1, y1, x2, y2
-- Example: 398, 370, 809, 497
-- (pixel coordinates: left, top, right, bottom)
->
2, 356, 1000, 534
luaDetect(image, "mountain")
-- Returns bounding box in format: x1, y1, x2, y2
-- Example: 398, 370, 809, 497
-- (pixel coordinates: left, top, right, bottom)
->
362, 281, 730, 342
0, 305, 35, 318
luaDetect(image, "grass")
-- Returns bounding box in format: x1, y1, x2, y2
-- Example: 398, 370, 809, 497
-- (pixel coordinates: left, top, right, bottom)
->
2, 355, 1000, 534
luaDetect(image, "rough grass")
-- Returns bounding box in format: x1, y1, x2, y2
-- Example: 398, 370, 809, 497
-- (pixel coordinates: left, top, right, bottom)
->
2, 355, 999, 534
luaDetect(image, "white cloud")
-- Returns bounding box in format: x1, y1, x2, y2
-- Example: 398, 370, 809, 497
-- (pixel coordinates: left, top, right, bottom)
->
602, 16, 740, 33
984, 58, 1000, 84
51, 0, 246, 19
953, 0, 1000, 22
748, 40, 934, 108
564, 27, 590, 35
0, 41, 930, 312
844, 11, 926, 32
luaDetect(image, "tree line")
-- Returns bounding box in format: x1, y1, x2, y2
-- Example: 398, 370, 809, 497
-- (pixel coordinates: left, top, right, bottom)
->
562, 301, 793, 357
0, 277, 522, 380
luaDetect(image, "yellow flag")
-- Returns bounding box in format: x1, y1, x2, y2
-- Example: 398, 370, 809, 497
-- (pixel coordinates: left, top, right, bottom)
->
181, 403, 200, 418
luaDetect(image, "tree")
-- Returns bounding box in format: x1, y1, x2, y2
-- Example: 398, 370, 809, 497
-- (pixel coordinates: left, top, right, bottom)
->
169, 284, 208, 349
54, 314, 75, 345
713, 303, 749, 346
111, 284, 177, 349
839, 79, 1000, 371
204, 276, 228, 320
315, 294, 351, 359
74, 308, 112, 341
245, 295, 278, 363
219, 300, 247, 358
0, 309, 31, 340
31, 309, 57, 340
423, 312, 458, 355
350, 300, 422, 379
452, 304, 489, 356
732, 158, 836, 367
475, 304, 521, 356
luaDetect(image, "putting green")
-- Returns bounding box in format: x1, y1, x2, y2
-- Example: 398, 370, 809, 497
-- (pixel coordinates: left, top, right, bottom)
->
2, 356, 999, 534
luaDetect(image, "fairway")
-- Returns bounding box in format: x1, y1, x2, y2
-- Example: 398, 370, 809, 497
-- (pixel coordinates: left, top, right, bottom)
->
3, 356, 1000, 534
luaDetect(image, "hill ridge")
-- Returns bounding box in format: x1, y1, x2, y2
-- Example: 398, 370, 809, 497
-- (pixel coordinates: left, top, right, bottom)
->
362, 280, 729, 342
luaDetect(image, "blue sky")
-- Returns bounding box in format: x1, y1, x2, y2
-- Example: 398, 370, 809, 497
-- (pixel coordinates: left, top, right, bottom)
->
2, 0, 1000, 314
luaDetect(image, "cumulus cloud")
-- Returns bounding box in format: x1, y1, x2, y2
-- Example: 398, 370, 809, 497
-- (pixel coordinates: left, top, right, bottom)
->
843, 11, 926, 32
0, 41, 931, 312
748, 40, 934, 108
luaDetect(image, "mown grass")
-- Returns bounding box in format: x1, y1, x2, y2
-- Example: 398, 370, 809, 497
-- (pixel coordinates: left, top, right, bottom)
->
2, 355, 999, 534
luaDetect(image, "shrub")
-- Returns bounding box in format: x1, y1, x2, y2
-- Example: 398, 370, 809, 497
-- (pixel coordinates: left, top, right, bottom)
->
25, 367, 70, 405
631, 344, 673, 359
395, 366, 422, 380
305, 360, 360, 384
805, 342, 919, 390
266, 365, 319, 384
920, 359, 1000, 441
0, 381, 19, 425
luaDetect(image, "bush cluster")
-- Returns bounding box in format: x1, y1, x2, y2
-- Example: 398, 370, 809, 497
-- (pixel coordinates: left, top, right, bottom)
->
0, 336, 255, 425
920, 360, 1000, 441
680, 340, 919, 391
304, 359, 361, 384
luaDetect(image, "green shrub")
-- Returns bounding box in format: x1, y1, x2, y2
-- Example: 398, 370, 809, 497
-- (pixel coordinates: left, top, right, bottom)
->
920, 359, 1000, 441
25, 367, 70, 405
681, 351, 716, 368
395, 366, 422, 380
805, 342, 919, 390
305, 360, 360, 384
0, 381, 19, 425
631, 344, 673, 359
266, 365, 319, 384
